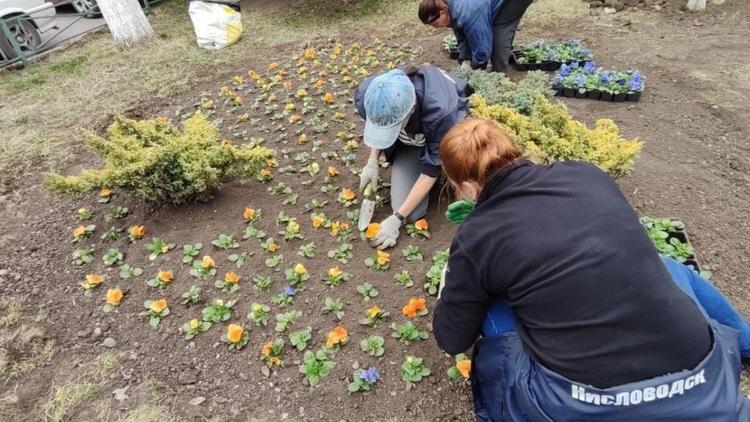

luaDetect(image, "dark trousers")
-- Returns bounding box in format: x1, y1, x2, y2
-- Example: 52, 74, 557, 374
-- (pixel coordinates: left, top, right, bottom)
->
491, 0, 534, 73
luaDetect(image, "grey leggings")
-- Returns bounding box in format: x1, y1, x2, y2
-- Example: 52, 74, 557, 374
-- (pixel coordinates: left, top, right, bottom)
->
390, 145, 429, 222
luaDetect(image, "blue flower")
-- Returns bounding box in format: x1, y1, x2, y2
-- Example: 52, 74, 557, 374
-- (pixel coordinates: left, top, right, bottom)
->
630, 74, 644, 91
575, 75, 586, 88
581, 49, 591, 59
583, 61, 596, 74
559, 63, 570, 76
551, 74, 564, 87
360, 367, 380, 384
283, 286, 296, 296
570, 61, 580, 70
599, 73, 610, 85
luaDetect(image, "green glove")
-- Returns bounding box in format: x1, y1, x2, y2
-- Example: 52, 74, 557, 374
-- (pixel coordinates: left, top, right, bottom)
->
445, 199, 475, 224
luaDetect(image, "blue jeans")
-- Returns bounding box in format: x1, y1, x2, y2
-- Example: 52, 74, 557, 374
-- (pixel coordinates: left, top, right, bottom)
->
482, 257, 750, 358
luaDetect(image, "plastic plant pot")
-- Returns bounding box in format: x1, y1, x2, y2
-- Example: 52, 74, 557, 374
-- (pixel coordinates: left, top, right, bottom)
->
600, 92, 613, 101
614, 92, 627, 102
563, 88, 575, 97
575, 89, 588, 98
627, 91, 642, 102
588, 90, 601, 100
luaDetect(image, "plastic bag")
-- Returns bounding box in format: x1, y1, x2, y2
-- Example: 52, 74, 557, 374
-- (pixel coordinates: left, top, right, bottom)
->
188, 1, 243, 49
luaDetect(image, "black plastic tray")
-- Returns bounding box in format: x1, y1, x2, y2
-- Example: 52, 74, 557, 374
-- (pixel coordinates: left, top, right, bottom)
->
510, 51, 588, 72
554, 88, 642, 102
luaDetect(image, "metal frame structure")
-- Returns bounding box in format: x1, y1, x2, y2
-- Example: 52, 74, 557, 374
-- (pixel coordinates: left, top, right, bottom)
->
0, 0, 158, 69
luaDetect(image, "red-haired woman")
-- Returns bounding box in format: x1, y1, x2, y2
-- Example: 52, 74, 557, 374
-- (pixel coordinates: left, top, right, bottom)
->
433, 118, 750, 420
418, 0, 533, 73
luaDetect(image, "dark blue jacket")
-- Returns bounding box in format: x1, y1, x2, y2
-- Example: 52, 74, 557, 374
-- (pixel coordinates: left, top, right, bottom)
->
448, 0, 505, 68
354, 65, 472, 177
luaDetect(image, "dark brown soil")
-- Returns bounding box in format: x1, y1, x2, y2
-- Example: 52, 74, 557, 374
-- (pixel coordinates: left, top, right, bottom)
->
2, 1, 750, 420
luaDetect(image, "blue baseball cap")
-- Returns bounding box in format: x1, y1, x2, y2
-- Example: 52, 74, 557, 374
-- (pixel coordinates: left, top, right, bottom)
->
363, 69, 416, 149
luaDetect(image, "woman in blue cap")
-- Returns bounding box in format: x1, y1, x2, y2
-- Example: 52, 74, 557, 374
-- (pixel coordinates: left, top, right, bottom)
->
354, 65, 473, 250
418, 0, 534, 73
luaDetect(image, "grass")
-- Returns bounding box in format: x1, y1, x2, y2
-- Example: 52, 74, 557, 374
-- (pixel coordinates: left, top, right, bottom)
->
41, 351, 119, 421
0, 297, 56, 378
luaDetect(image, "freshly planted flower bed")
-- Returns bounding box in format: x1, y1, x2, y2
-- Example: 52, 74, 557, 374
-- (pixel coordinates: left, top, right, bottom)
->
552, 62, 645, 102
511, 39, 592, 72
640, 217, 705, 274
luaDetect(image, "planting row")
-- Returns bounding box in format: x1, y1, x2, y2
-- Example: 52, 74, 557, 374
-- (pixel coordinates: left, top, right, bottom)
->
551, 62, 645, 102
641, 217, 705, 274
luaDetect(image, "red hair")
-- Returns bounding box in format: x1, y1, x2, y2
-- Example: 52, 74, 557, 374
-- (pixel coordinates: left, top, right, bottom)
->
418, 0, 448, 24
440, 118, 522, 186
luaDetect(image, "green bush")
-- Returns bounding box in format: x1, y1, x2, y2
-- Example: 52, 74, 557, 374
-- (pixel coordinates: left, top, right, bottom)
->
45, 113, 273, 203
470, 94, 642, 176
454, 68, 554, 115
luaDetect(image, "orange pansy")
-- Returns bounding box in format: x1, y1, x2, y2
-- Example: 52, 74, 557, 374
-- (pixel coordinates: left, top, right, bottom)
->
376, 250, 390, 266
73, 225, 86, 238
225, 272, 240, 284
227, 324, 244, 343
323, 92, 334, 104
267, 242, 278, 253
99, 188, 112, 198
341, 188, 356, 201
365, 223, 381, 239
456, 359, 471, 378
326, 326, 349, 348
129, 225, 145, 238
243, 208, 255, 221
293, 263, 307, 275
86, 274, 103, 286
261, 341, 273, 357
327, 166, 340, 177
328, 266, 343, 278
312, 216, 325, 228
158, 271, 173, 283
201, 256, 215, 269
150, 299, 167, 313
367, 305, 382, 319
414, 219, 429, 231
106, 288, 123, 305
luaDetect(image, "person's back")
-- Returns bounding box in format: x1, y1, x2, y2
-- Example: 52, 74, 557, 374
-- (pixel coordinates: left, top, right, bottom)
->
437, 160, 712, 388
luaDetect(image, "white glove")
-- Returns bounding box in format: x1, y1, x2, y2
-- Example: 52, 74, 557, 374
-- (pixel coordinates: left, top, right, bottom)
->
460, 61, 471, 70
370, 215, 401, 250
359, 157, 379, 193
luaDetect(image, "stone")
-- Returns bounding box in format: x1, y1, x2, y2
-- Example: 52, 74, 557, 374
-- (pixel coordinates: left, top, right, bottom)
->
351, 360, 359, 370
103, 337, 117, 348
603, 7, 618, 14
190, 396, 206, 406
261, 366, 271, 378
604, 0, 625, 9
0, 269, 8, 277
112, 387, 129, 402
92, 327, 102, 338
179, 370, 199, 385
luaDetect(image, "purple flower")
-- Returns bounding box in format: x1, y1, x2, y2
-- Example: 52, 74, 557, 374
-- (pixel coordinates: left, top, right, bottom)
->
360, 367, 380, 384
283, 286, 296, 296
616, 78, 627, 86
583, 61, 596, 73
570, 61, 580, 70
559, 63, 570, 76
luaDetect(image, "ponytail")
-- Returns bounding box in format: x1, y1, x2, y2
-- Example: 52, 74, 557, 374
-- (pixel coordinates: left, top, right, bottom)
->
418, 0, 448, 24
440, 118, 522, 186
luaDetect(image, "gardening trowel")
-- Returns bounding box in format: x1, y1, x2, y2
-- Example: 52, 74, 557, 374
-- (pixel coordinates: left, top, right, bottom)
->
357, 182, 376, 232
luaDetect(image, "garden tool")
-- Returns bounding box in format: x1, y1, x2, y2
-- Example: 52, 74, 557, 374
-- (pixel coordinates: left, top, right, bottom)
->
357, 182, 377, 231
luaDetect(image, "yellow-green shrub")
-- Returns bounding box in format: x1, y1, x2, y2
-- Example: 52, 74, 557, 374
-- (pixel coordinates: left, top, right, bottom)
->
45, 113, 273, 203
470, 94, 642, 176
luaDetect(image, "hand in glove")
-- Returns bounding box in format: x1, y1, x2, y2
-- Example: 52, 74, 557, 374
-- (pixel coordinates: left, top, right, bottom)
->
359, 157, 379, 193
445, 199, 475, 224
370, 215, 401, 250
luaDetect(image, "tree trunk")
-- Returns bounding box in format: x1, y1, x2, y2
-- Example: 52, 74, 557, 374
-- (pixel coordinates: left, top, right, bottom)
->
97, 0, 155, 48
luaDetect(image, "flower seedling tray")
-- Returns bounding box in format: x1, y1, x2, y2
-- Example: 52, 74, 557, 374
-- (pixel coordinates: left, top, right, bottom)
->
446, 48, 459, 60
665, 229, 703, 273
554, 88, 642, 103
510, 51, 587, 72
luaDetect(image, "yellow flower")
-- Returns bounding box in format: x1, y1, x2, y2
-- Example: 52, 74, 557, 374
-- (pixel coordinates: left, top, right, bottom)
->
233, 75, 244, 84
367, 305, 382, 319
346, 140, 359, 150
304, 47, 316, 60
457, 360, 472, 378
288, 221, 300, 232
189, 319, 200, 330
201, 256, 215, 269
365, 223, 381, 239
72, 225, 86, 238
323, 92, 334, 104
313, 79, 325, 89
376, 250, 390, 266
260, 168, 272, 178
414, 219, 429, 231
201, 100, 214, 110
86, 274, 103, 286
312, 216, 325, 228
225, 272, 240, 284
328, 266, 343, 278
150, 299, 167, 314
283, 80, 293, 90
267, 242, 278, 253
290, 114, 302, 123
216, 299, 224, 307
158, 271, 173, 283
243, 208, 256, 221
341, 188, 356, 201
221, 139, 232, 145
105, 288, 123, 305
295, 88, 308, 98
294, 263, 307, 275
227, 324, 244, 344
298, 134, 308, 144
267, 62, 279, 71
327, 166, 340, 177
252, 303, 263, 312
